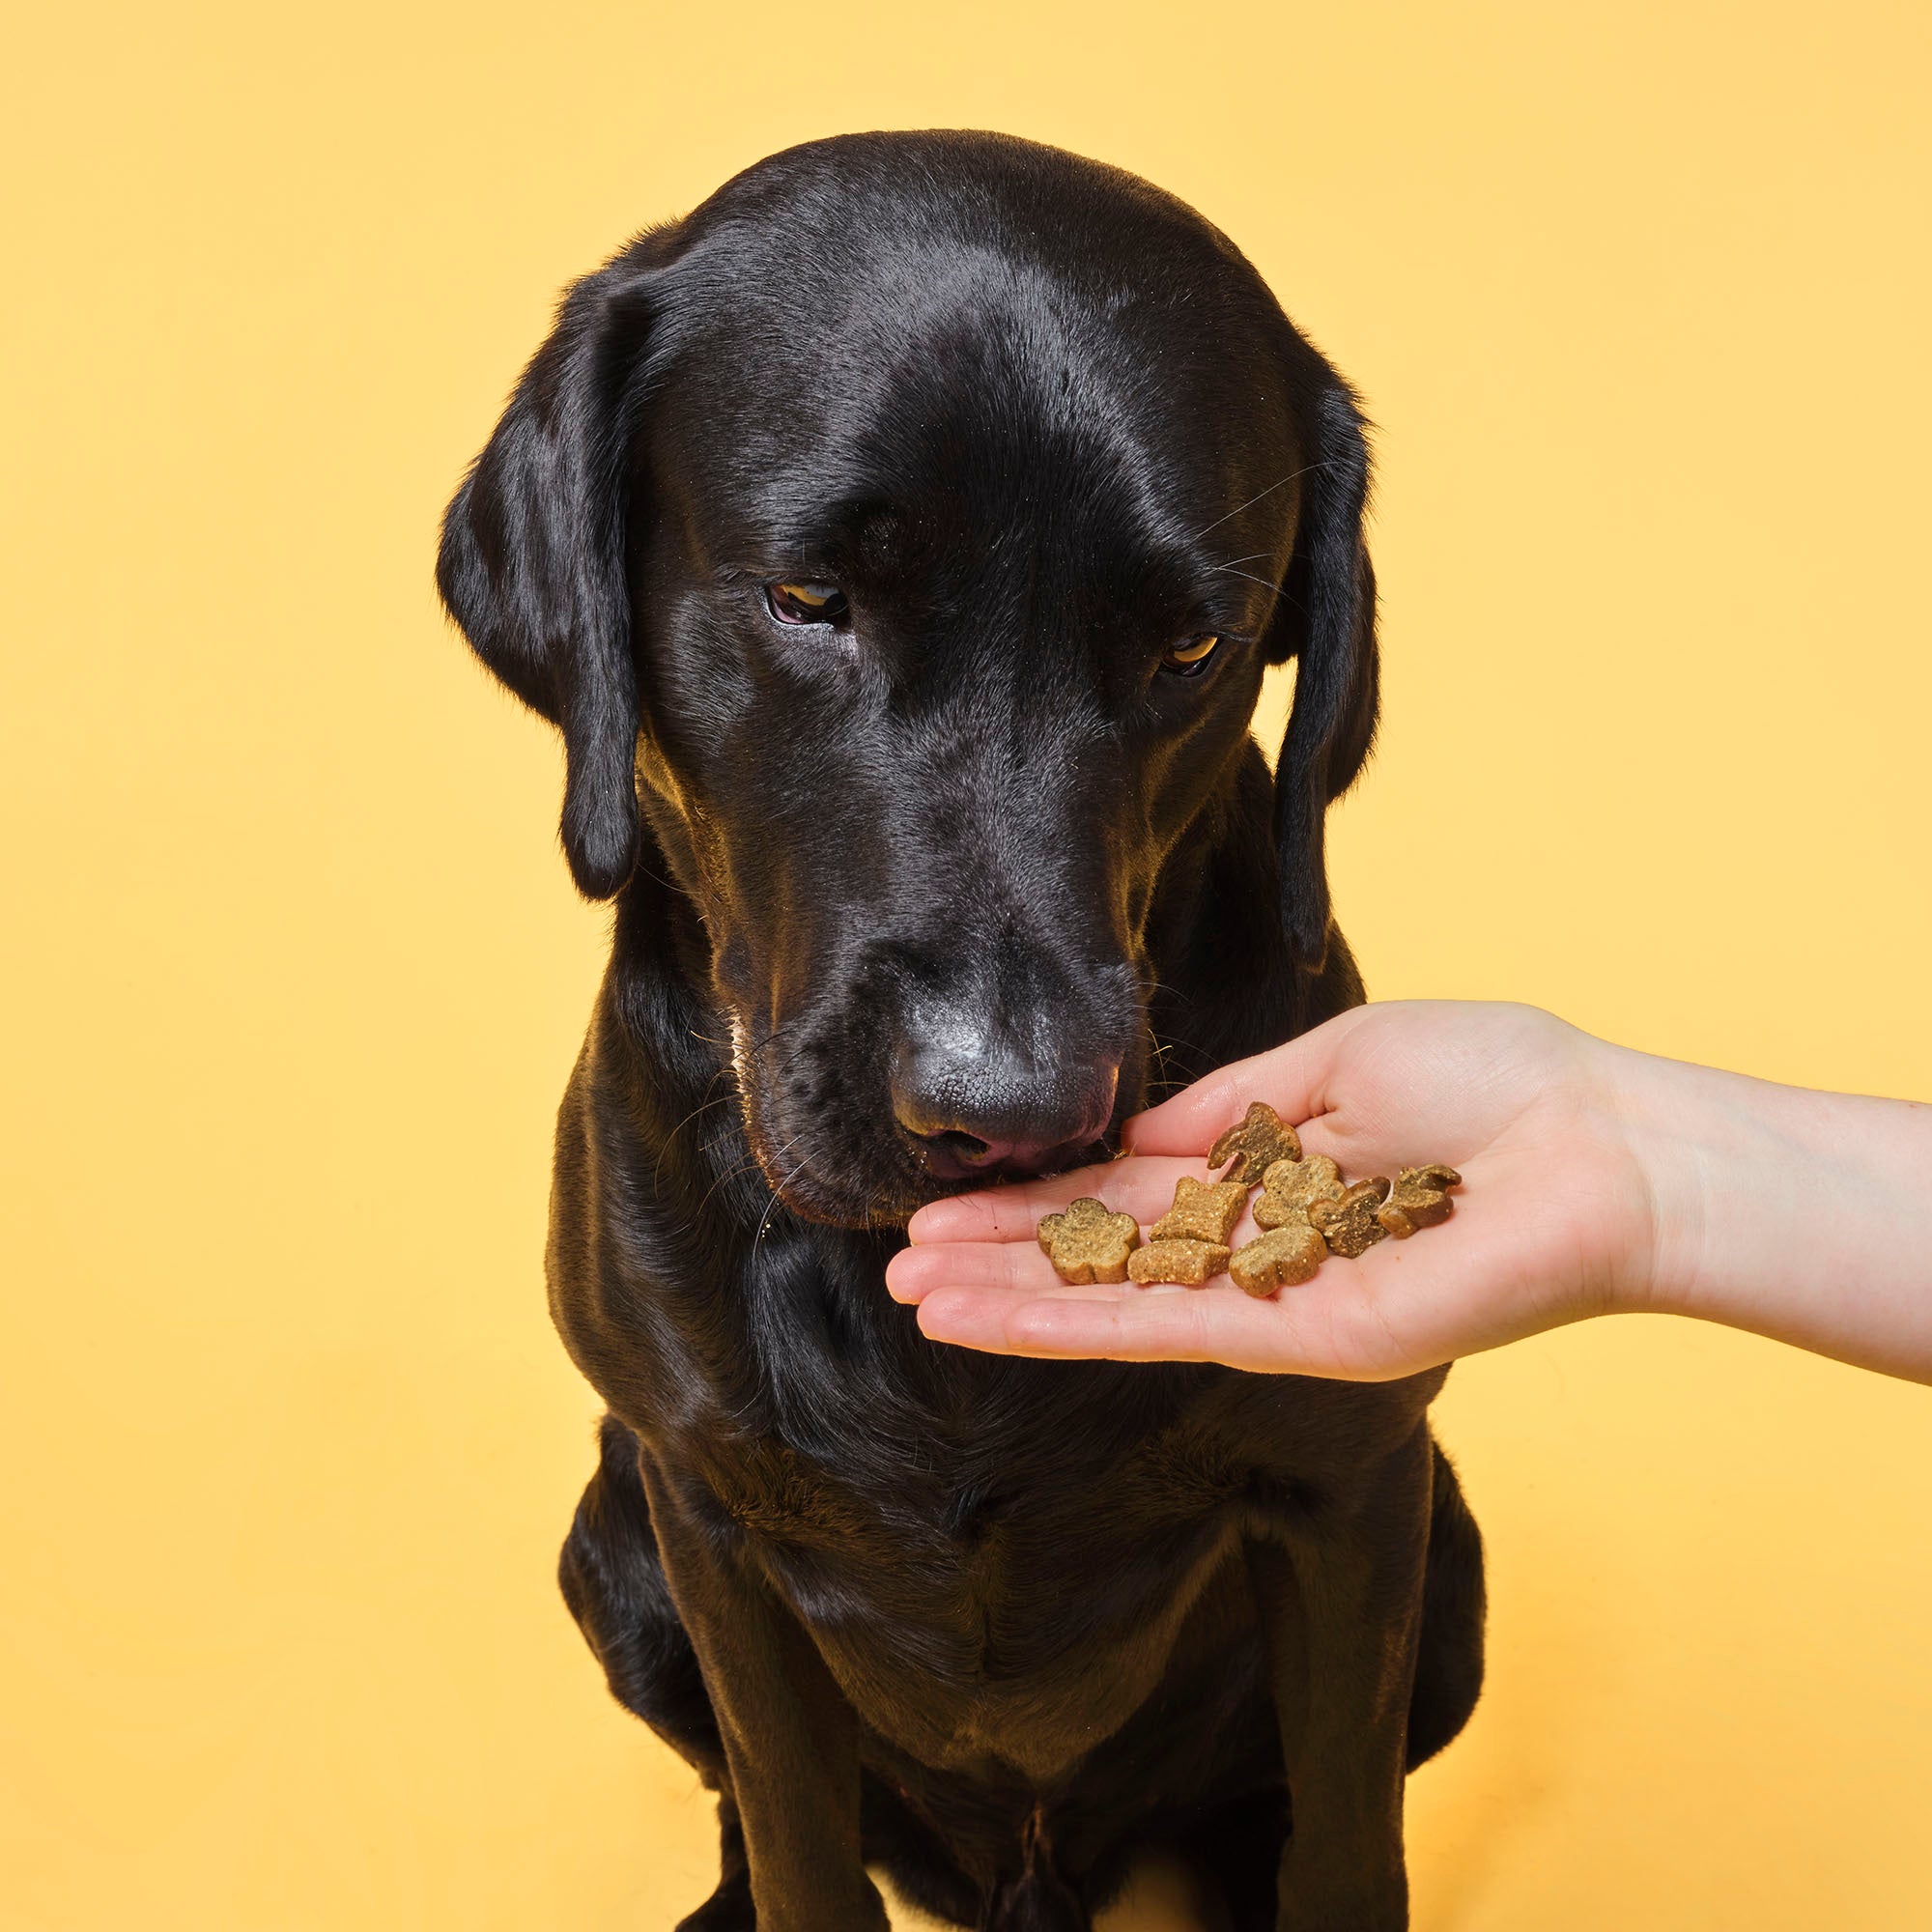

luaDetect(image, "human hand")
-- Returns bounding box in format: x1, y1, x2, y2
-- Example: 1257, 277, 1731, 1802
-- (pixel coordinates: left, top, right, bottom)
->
886, 1001, 1662, 1378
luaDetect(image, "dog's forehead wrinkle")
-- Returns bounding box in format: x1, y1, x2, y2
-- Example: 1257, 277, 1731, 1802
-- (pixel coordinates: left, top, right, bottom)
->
666, 243, 1264, 551
691, 182, 1206, 381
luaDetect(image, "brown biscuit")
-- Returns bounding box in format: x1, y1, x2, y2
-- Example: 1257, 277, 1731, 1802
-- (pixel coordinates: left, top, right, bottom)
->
1252, 1152, 1347, 1229
1037, 1196, 1140, 1285
1309, 1178, 1394, 1259
1375, 1164, 1462, 1238
1207, 1101, 1303, 1182
1148, 1175, 1250, 1245
1228, 1224, 1327, 1297
1127, 1238, 1233, 1287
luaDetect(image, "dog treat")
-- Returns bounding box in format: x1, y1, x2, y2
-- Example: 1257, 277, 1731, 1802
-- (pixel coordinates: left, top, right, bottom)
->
1149, 1175, 1250, 1246
1037, 1197, 1141, 1285
1207, 1101, 1302, 1182
1092, 1098, 1463, 1296
1128, 1238, 1234, 1287
1252, 1152, 1347, 1230
1228, 1224, 1327, 1296
1375, 1164, 1463, 1239
1309, 1178, 1394, 1259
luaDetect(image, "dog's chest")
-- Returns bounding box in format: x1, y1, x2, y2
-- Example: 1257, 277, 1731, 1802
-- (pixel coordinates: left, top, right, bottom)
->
699, 1413, 1257, 1779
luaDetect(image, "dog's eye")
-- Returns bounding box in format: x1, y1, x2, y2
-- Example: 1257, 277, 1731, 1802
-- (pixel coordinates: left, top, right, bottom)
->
766, 582, 850, 627
1160, 636, 1220, 677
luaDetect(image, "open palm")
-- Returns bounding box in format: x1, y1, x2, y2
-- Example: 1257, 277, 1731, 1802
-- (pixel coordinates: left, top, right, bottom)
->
886, 1001, 1660, 1379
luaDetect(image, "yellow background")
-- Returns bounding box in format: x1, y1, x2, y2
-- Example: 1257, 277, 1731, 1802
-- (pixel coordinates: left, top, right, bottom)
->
5, 3, 1929, 1926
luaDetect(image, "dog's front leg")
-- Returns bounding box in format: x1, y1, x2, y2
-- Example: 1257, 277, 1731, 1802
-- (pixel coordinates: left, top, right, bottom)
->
1253, 1426, 1434, 1932
638, 1450, 888, 1932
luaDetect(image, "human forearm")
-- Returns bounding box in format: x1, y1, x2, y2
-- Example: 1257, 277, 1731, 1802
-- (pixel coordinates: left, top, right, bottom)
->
1608, 1044, 1932, 1382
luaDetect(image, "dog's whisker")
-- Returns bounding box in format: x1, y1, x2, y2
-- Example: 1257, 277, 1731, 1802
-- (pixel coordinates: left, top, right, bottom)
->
1184, 459, 1328, 543
652, 1083, 736, 1184
738, 1129, 812, 1245
751, 1020, 847, 1097
756, 1031, 821, 1083
752, 1150, 814, 1250
749, 1013, 811, 1058
651, 1040, 737, 1146
691, 1147, 775, 1224
1208, 565, 1286, 601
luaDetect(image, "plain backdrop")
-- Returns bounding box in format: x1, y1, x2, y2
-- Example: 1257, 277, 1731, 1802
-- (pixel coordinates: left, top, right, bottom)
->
4, 3, 1929, 1927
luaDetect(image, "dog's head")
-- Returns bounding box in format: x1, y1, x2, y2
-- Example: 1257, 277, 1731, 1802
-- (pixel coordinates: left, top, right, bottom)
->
440, 131, 1377, 1228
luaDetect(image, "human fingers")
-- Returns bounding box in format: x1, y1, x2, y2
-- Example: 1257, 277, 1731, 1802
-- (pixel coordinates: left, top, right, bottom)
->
909, 1168, 1582, 1376
891, 1235, 1062, 1301
888, 1235, 1176, 1304
905, 1157, 1214, 1246
909, 1272, 1416, 1377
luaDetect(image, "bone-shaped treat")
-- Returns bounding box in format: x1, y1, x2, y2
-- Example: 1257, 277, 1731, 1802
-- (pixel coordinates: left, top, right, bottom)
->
1128, 1238, 1233, 1287
1149, 1175, 1250, 1246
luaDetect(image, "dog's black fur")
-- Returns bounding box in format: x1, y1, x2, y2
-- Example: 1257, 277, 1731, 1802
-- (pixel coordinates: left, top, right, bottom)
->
439, 130, 1485, 1932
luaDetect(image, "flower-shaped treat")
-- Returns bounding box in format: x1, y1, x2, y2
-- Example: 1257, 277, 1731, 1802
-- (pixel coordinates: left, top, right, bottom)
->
1207, 1101, 1303, 1183
1037, 1197, 1141, 1285
1374, 1164, 1462, 1239
1252, 1153, 1347, 1230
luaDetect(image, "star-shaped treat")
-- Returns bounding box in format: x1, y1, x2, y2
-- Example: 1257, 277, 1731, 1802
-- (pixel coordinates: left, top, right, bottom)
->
1228, 1224, 1327, 1297
1309, 1178, 1394, 1259
1149, 1176, 1250, 1245
1207, 1101, 1303, 1182
1037, 1197, 1141, 1285
1252, 1152, 1347, 1230
1374, 1164, 1462, 1238
1127, 1238, 1233, 1287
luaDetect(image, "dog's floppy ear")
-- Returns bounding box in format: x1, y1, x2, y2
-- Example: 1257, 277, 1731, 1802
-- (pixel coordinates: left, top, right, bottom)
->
1264, 376, 1381, 972
437, 257, 658, 899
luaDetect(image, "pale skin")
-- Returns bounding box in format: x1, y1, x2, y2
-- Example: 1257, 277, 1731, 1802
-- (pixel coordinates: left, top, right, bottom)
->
886, 1001, 1932, 1386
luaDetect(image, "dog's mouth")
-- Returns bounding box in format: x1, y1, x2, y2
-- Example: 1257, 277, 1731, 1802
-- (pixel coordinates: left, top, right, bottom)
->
724, 1009, 1129, 1231
908, 1125, 1116, 1184
739, 1106, 1122, 1233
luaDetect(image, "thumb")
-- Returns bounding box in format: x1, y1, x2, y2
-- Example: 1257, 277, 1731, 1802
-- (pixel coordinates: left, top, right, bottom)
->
1123, 1006, 1374, 1157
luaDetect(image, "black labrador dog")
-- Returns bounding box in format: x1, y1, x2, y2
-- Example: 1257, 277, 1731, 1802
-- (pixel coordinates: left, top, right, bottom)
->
438, 129, 1485, 1932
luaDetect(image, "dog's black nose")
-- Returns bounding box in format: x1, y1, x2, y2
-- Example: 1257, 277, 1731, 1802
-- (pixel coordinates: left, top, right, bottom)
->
893, 1042, 1119, 1179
